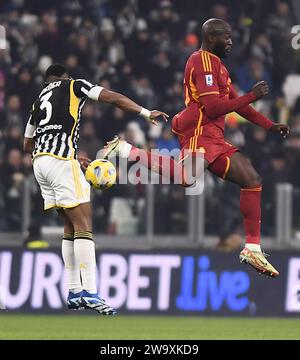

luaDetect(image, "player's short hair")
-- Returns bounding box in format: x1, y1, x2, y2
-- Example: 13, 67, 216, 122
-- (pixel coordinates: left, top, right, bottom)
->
45, 64, 68, 81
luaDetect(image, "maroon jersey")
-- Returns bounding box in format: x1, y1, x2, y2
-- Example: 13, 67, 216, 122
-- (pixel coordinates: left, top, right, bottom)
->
171, 49, 273, 177
183, 49, 231, 132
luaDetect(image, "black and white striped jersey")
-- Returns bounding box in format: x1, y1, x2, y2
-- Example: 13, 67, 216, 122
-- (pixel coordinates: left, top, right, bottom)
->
25, 79, 102, 160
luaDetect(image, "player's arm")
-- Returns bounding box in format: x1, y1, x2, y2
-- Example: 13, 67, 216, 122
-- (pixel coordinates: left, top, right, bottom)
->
98, 88, 168, 125
192, 58, 268, 118
199, 81, 268, 118
229, 84, 289, 137
73, 79, 168, 125
23, 137, 35, 154
23, 109, 36, 154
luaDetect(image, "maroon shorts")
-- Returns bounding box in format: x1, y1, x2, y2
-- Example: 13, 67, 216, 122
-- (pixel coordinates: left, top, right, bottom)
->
172, 107, 239, 179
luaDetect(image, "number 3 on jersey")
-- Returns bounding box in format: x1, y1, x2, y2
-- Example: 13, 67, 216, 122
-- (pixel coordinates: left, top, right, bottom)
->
39, 91, 53, 126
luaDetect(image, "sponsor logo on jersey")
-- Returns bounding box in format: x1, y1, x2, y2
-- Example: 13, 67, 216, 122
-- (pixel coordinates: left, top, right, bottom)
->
36, 124, 63, 133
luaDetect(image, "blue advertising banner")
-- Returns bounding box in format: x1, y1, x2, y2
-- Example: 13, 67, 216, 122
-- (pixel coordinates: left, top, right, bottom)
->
0, 248, 299, 316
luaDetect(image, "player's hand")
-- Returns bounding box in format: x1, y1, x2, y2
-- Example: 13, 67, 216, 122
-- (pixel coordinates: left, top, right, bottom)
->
77, 156, 91, 172
270, 124, 290, 138
149, 110, 169, 126
251, 81, 269, 99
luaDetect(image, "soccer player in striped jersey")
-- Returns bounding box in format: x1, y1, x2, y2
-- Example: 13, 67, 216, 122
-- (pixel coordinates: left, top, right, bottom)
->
102, 19, 289, 278
23, 64, 168, 314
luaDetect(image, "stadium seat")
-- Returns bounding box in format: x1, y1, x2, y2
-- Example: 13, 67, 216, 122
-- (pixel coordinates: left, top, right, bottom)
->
109, 197, 139, 235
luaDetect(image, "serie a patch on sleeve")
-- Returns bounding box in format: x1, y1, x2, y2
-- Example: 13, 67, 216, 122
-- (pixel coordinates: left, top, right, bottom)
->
205, 74, 213, 86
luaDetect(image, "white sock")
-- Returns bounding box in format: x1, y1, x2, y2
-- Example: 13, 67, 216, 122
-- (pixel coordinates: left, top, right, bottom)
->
120, 141, 132, 158
61, 239, 82, 293
245, 243, 262, 252
74, 234, 97, 293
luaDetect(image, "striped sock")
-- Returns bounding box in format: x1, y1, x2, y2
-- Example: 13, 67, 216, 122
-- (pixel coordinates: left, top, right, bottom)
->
62, 233, 82, 294
74, 231, 97, 293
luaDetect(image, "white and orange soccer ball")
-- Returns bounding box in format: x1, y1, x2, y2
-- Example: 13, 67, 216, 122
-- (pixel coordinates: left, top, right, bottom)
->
85, 159, 116, 190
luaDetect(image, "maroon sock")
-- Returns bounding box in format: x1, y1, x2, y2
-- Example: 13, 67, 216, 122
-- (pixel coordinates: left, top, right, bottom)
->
128, 146, 186, 184
240, 185, 262, 245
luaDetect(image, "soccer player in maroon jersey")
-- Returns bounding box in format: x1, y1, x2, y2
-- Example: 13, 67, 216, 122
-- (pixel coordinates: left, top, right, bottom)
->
102, 18, 289, 277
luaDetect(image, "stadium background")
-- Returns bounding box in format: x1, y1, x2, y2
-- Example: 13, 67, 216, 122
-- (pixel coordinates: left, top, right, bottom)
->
0, 0, 300, 340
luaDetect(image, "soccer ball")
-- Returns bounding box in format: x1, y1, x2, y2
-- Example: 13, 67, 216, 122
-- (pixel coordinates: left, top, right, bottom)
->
85, 159, 116, 190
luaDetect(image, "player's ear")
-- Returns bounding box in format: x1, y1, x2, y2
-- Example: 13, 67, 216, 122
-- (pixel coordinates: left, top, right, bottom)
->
208, 34, 215, 43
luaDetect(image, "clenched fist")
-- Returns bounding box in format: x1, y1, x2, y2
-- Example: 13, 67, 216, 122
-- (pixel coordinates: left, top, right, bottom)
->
252, 81, 269, 99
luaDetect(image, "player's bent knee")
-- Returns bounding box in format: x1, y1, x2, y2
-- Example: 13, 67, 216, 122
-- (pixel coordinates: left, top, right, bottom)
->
243, 172, 262, 187
73, 217, 92, 232
250, 172, 262, 186
256, 174, 262, 185
66, 216, 92, 232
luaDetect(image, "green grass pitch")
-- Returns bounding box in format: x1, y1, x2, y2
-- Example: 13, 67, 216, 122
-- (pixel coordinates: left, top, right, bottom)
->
0, 314, 300, 340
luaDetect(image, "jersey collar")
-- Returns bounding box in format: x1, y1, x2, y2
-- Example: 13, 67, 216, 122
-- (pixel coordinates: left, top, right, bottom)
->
199, 49, 220, 60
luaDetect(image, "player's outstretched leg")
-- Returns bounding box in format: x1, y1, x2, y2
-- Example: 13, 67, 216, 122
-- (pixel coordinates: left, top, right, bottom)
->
99, 136, 193, 186
224, 152, 279, 277
100, 135, 131, 159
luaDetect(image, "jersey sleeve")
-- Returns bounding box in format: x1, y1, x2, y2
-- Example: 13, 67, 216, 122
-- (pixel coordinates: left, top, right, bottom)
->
73, 79, 103, 100
229, 84, 273, 129
192, 52, 220, 97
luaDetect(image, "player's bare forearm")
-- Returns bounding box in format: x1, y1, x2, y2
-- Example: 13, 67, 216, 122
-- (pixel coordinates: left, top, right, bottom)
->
99, 88, 169, 125
23, 137, 35, 154
99, 89, 142, 114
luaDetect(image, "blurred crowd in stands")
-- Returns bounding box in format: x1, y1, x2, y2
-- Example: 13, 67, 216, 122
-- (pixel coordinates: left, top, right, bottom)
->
1, 0, 300, 247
